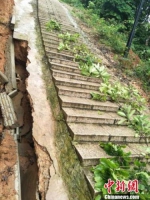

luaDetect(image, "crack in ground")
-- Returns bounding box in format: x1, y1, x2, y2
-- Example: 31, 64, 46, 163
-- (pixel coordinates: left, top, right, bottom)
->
33, 138, 56, 200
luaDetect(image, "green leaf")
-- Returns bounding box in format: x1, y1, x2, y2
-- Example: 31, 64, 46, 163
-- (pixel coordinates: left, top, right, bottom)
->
118, 118, 127, 125
136, 171, 150, 179
138, 184, 145, 190
117, 111, 126, 117
95, 195, 101, 200
135, 133, 139, 138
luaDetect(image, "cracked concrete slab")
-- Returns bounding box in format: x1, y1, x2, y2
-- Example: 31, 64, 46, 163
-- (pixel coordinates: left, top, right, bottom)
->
13, 0, 69, 199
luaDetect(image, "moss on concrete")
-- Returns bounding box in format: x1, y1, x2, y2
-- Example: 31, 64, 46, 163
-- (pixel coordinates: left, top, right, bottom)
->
42, 65, 92, 200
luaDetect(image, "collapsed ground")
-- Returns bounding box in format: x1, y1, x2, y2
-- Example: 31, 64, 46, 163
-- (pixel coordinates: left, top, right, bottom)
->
0, 1, 17, 199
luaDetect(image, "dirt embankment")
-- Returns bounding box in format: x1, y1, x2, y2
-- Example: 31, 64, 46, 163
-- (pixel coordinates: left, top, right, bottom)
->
0, 1, 17, 199
0, 0, 14, 72
0, 131, 17, 200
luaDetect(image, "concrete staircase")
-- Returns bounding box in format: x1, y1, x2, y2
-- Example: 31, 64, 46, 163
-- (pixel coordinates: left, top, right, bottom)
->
38, 0, 150, 198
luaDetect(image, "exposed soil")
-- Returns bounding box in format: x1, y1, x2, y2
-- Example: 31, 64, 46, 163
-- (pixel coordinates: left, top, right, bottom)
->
0, 0, 14, 72
0, 130, 17, 200
0, 0, 18, 199
13, 39, 38, 200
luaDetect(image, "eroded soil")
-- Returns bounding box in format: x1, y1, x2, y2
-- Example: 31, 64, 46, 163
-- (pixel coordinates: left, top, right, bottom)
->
0, 0, 17, 199
0, 0, 14, 72
14, 39, 38, 200
0, 130, 17, 200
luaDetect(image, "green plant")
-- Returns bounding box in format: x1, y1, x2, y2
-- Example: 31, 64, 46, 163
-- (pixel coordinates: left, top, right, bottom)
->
46, 20, 61, 31
90, 79, 149, 137
79, 63, 110, 81
117, 105, 150, 137
57, 32, 109, 81
58, 32, 80, 51
92, 142, 150, 200
53, 8, 148, 139
92, 81, 146, 111
118, 104, 136, 125
127, 86, 146, 112
134, 61, 150, 91
58, 42, 70, 51
58, 32, 79, 42
93, 158, 130, 197
100, 142, 131, 166
132, 115, 150, 137
91, 82, 130, 103
91, 92, 107, 102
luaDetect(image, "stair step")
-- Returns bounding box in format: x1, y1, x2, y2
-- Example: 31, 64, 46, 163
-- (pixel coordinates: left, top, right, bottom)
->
40, 25, 78, 34
44, 43, 73, 56
39, 18, 75, 29
40, 23, 78, 33
67, 123, 144, 143
59, 95, 117, 111
40, 19, 75, 28
43, 40, 59, 48
45, 46, 73, 56
74, 143, 149, 166
43, 38, 60, 49
42, 34, 59, 42
56, 85, 96, 99
49, 58, 78, 67
54, 76, 100, 90
40, 21, 77, 32
62, 107, 123, 124
41, 30, 59, 39
43, 38, 81, 48
52, 69, 101, 83
46, 50, 74, 60
50, 62, 80, 74
75, 143, 110, 166
83, 168, 99, 198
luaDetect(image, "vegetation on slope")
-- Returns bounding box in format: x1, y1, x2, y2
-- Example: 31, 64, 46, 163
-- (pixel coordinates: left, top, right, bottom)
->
46, 1, 150, 199
61, 0, 150, 91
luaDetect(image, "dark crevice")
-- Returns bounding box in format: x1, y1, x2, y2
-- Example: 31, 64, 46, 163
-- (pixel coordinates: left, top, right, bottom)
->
14, 39, 39, 200
39, 193, 42, 200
